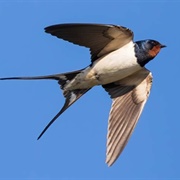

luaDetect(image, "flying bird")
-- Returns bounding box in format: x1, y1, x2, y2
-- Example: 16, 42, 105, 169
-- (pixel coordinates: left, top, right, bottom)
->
0, 23, 166, 166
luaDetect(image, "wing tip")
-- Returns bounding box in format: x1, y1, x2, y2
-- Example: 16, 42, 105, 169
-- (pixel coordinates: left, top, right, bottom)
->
44, 23, 114, 34
106, 158, 115, 167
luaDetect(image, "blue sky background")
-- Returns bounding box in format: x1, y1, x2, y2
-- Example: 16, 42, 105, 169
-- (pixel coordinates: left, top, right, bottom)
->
0, 1, 179, 179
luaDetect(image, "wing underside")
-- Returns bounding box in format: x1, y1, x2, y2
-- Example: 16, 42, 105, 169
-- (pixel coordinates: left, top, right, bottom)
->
103, 68, 153, 166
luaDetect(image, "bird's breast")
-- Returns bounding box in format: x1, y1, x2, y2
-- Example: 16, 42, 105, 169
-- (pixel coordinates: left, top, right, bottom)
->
66, 42, 142, 90
92, 42, 142, 84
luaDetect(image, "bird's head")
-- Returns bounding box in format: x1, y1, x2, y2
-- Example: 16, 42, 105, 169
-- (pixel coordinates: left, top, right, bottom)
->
135, 39, 166, 66
142, 39, 166, 58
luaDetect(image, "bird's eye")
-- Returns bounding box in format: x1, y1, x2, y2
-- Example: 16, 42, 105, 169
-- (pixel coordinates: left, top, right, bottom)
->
148, 40, 158, 50
150, 41, 156, 46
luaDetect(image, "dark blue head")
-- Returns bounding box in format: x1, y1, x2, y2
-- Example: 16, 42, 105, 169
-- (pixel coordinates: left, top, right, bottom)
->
135, 39, 166, 66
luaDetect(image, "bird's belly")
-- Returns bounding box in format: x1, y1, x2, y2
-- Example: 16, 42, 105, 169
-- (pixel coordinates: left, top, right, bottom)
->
91, 46, 142, 84
86, 49, 142, 85
66, 64, 141, 90
66, 44, 142, 89
95, 64, 141, 84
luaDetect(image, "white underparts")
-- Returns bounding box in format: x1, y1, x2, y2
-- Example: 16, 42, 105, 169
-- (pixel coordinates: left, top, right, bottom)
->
65, 41, 142, 90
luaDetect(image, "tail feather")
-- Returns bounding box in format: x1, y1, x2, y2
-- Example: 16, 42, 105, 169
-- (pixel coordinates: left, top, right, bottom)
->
0, 68, 84, 82
1, 68, 90, 139
57, 68, 84, 89
0, 75, 61, 81
37, 88, 91, 140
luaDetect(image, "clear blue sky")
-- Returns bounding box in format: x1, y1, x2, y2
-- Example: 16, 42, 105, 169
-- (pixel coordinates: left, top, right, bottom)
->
0, 1, 179, 179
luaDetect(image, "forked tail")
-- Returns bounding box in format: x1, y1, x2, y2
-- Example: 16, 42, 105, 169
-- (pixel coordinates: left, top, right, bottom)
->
0, 69, 91, 139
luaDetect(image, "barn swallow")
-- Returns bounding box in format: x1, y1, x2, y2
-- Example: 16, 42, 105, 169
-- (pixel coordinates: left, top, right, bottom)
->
0, 23, 166, 166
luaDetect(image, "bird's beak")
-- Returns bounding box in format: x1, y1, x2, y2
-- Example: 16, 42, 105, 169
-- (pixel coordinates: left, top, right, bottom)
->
160, 44, 166, 48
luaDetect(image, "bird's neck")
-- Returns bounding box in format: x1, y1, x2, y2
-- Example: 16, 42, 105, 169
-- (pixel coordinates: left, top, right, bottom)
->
134, 42, 154, 67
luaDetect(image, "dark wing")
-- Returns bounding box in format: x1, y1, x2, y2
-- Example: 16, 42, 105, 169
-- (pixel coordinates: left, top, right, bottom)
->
103, 68, 153, 166
45, 23, 133, 62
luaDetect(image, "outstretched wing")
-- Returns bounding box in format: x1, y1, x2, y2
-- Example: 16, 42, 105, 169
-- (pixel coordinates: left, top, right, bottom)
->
45, 23, 133, 62
103, 68, 153, 166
